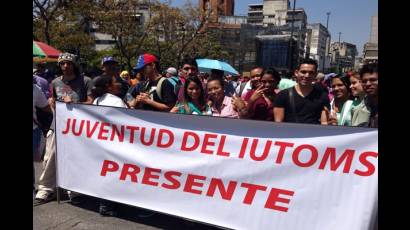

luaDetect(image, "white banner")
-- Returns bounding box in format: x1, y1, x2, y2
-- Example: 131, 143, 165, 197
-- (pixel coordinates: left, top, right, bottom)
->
56, 102, 378, 230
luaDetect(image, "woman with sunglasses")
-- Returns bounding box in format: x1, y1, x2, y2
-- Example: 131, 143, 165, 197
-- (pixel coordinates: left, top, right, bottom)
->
170, 75, 211, 115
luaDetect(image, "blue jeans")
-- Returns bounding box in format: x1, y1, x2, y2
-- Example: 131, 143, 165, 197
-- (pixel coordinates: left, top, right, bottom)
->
33, 128, 42, 191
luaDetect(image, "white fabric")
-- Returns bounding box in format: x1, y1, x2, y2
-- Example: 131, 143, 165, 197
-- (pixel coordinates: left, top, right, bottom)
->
93, 93, 127, 108
56, 103, 378, 230
235, 81, 252, 99
33, 84, 48, 129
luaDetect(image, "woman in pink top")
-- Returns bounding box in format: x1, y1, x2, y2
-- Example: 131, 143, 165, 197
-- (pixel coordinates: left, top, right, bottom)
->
206, 77, 247, 118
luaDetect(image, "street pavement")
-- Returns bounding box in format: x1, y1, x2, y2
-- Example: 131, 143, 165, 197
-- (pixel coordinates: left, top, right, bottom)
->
33, 162, 225, 230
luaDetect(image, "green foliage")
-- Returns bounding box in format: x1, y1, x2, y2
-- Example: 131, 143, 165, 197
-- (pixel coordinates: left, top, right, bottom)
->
33, 0, 230, 71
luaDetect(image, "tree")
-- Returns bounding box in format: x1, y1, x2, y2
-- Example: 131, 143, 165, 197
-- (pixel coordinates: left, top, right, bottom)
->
33, 0, 97, 63
92, 0, 157, 70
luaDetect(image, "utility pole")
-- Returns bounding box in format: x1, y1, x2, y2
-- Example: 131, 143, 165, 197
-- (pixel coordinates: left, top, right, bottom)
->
288, 0, 296, 71
322, 12, 330, 72
337, 32, 342, 73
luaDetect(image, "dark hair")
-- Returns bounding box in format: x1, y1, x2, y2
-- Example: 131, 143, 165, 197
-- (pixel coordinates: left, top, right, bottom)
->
183, 75, 206, 107
330, 74, 353, 98
262, 68, 281, 83
91, 75, 113, 98
207, 76, 225, 89
297, 58, 318, 71
182, 58, 198, 69
360, 62, 378, 79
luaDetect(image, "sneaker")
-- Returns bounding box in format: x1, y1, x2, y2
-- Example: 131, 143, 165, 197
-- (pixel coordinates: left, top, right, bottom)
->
99, 202, 117, 217
67, 191, 83, 205
34, 190, 55, 206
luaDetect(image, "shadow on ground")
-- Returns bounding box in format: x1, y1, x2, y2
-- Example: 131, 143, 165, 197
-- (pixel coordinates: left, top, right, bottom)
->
64, 194, 227, 230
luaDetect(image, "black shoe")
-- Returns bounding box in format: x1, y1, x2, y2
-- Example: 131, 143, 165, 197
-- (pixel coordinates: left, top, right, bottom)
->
99, 203, 117, 217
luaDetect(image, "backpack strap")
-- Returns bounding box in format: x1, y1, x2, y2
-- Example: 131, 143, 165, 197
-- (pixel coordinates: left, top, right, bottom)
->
156, 77, 167, 101
288, 88, 299, 123
239, 82, 247, 97
168, 77, 178, 87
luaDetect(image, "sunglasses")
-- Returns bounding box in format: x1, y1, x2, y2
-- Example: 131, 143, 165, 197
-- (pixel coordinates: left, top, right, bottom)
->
183, 67, 196, 71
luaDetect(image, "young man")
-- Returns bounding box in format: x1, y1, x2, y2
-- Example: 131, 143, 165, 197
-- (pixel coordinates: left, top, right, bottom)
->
352, 62, 378, 128
93, 56, 129, 99
236, 66, 264, 99
35, 53, 94, 204
126, 53, 177, 111
273, 58, 330, 124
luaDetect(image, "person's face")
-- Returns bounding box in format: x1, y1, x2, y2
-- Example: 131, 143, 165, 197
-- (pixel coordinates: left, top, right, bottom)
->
261, 74, 278, 91
187, 81, 201, 101
181, 64, 197, 77
207, 80, 224, 102
242, 76, 250, 82
102, 62, 118, 75
295, 64, 317, 86
108, 77, 122, 96
349, 76, 364, 97
250, 68, 263, 89
60, 61, 74, 75
331, 78, 349, 99
142, 63, 156, 79
362, 72, 378, 96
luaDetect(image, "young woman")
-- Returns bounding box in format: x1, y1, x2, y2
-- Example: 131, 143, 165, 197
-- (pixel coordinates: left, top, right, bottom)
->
206, 76, 247, 118
91, 75, 127, 216
349, 71, 371, 126
170, 75, 211, 115
243, 68, 281, 121
92, 75, 128, 108
328, 74, 353, 126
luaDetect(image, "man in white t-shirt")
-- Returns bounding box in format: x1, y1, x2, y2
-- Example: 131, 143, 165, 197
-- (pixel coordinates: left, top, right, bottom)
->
33, 84, 52, 197
235, 67, 263, 99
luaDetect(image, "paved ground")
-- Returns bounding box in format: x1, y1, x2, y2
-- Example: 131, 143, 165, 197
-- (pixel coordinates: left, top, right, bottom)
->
33, 162, 225, 230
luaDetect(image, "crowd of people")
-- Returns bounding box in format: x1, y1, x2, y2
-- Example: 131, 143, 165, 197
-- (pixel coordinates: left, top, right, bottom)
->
33, 51, 378, 216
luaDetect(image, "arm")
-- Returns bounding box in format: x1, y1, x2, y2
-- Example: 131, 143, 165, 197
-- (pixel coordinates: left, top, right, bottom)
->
137, 93, 174, 111
273, 107, 285, 122
232, 96, 249, 118
83, 96, 94, 105
170, 105, 179, 113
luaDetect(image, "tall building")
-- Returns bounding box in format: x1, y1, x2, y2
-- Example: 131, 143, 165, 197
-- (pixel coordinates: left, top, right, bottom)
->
199, 0, 235, 25
262, 0, 290, 26
363, 14, 378, 63
247, 4, 264, 25
330, 42, 358, 72
306, 23, 331, 71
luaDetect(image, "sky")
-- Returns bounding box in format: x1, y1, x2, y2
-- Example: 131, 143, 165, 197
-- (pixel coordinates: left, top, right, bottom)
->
164, 0, 378, 56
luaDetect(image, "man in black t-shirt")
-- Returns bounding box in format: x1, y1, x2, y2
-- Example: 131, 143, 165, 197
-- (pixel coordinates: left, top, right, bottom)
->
126, 53, 177, 111
274, 58, 330, 124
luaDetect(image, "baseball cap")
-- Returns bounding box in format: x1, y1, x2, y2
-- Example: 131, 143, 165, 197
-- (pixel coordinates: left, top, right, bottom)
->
166, 67, 177, 76
133, 53, 158, 71
58, 52, 76, 64
102, 56, 118, 65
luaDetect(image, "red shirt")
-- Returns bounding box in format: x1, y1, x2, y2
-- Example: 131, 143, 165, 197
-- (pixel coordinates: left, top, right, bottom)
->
244, 90, 275, 121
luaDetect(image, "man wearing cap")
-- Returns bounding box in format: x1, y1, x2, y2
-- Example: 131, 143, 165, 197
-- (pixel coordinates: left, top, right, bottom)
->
35, 52, 94, 204
165, 67, 177, 78
126, 53, 177, 111
93, 56, 129, 100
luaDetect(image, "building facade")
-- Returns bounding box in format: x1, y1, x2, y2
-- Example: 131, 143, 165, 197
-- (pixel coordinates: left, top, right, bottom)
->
306, 23, 331, 72
363, 15, 378, 63
330, 42, 358, 72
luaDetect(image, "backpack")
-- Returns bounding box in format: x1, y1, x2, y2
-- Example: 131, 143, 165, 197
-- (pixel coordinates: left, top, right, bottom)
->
156, 76, 182, 101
